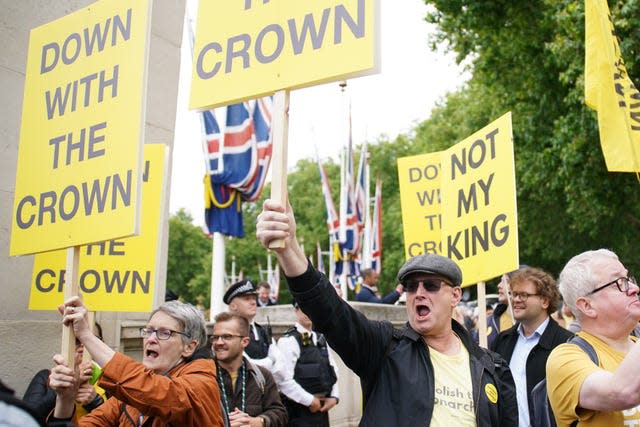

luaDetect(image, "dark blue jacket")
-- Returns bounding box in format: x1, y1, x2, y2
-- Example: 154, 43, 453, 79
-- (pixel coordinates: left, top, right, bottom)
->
355, 286, 401, 304
288, 263, 518, 427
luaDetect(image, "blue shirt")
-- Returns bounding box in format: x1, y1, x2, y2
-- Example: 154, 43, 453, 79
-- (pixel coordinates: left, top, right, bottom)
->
509, 316, 550, 427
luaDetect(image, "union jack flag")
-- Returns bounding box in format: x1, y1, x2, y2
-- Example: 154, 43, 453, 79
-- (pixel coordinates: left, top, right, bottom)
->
355, 143, 367, 236
242, 97, 273, 201
338, 142, 360, 255
212, 102, 257, 188
202, 110, 222, 175
370, 178, 382, 274
318, 162, 339, 239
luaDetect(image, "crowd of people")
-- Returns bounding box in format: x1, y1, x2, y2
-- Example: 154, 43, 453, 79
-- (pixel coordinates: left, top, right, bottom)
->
4, 198, 640, 426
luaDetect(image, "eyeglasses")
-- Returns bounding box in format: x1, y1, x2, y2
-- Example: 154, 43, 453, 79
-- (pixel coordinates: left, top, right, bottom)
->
587, 276, 637, 296
139, 327, 191, 340
211, 334, 244, 342
509, 291, 540, 301
402, 278, 453, 293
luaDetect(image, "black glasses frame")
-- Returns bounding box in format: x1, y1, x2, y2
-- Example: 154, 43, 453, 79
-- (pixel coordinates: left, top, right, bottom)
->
587, 276, 636, 296
401, 278, 453, 293
139, 327, 191, 340
508, 291, 541, 301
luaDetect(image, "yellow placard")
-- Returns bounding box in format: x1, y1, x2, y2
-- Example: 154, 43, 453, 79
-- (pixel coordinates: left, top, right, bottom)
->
29, 144, 166, 312
397, 152, 442, 259
190, 0, 380, 110
11, 0, 152, 255
440, 112, 518, 287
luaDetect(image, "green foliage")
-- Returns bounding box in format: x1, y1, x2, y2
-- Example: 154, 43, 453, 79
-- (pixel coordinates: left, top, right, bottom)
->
166, 209, 211, 305
420, 0, 640, 274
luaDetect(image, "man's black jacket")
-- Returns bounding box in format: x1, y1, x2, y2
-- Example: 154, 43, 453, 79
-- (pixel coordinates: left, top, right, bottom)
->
288, 263, 518, 427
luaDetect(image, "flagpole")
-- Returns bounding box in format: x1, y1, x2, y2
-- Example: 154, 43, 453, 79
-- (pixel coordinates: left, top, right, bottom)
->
210, 232, 225, 321
361, 145, 371, 269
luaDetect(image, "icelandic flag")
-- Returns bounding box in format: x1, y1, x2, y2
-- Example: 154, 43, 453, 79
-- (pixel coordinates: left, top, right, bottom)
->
370, 178, 382, 274
318, 162, 340, 239
212, 102, 257, 188
202, 110, 223, 174
242, 97, 273, 201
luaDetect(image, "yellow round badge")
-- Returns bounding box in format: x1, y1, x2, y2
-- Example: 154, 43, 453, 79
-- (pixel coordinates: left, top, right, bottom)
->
485, 383, 498, 404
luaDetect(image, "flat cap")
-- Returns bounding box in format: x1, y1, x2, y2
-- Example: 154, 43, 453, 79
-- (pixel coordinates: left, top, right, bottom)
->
397, 254, 463, 286
223, 279, 257, 305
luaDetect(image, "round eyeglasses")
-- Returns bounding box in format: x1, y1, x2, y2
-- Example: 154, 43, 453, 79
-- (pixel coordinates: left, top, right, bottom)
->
587, 276, 637, 296
139, 327, 191, 340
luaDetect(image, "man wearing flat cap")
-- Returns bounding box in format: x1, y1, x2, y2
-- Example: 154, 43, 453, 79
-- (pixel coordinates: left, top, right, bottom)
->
224, 279, 285, 382
256, 200, 517, 427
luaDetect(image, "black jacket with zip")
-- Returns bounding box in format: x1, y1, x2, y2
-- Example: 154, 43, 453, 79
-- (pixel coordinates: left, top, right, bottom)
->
287, 263, 518, 427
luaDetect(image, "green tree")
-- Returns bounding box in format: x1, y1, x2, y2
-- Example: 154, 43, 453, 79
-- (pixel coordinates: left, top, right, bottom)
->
419, 0, 640, 274
166, 209, 211, 304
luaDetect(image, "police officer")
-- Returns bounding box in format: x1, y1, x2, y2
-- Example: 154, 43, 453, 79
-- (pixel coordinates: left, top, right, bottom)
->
224, 280, 284, 382
277, 302, 339, 427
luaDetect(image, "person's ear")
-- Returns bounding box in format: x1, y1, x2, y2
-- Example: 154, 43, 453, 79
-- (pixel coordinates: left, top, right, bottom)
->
241, 336, 250, 349
451, 286, 462, 306
181, 339, 198, 358
575, 297, 596, 319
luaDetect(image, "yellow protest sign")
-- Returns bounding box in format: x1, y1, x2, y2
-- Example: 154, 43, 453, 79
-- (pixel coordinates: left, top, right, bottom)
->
11, 0, 152, 255
29, 144, 166, 312
440, 112, 518, 287
397, 152, 442, 259
190, 0, 380, 110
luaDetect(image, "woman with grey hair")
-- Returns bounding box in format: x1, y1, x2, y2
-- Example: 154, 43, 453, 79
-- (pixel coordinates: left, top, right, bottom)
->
47, 296, 223, 426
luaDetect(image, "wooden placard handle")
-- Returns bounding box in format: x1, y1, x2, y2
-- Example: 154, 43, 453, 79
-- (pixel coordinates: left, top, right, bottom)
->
268, 89, 290, 249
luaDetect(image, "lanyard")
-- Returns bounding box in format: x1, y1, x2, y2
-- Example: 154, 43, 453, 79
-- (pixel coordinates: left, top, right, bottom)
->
217, 360, 246, 421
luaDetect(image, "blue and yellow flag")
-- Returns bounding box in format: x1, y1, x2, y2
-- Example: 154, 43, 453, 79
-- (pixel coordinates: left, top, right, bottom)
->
585, 0, 640, 172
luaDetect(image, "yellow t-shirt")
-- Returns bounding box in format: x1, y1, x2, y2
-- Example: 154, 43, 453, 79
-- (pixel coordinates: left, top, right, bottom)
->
429, 338, 476, 427
75, 384, 107, 418
546, 331, 640, 427
499, 311, 514, 332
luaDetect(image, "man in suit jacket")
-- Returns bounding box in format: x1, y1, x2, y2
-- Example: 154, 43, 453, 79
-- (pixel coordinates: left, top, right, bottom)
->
491, 267, 573, 427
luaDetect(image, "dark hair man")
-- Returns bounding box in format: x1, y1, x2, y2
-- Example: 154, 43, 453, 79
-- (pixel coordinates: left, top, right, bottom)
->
355, 268, 404, 304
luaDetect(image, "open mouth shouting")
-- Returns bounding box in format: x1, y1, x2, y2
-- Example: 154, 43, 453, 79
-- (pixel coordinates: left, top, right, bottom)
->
415, 302, 431, 320
144, 347, 160, 360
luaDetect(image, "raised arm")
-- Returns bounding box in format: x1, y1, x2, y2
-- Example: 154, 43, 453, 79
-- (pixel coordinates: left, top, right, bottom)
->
256, 199, 307, 277
579, 340, 640, 410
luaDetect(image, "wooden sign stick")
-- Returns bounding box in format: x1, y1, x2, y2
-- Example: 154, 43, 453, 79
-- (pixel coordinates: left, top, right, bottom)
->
477, 281, 488, 349
268, 89, 291, 249
62, 246, 80, 370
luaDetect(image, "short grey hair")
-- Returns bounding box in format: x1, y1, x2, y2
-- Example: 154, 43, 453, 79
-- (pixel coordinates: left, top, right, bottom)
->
150, 300, 208, 351
558, 249, 618, 321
